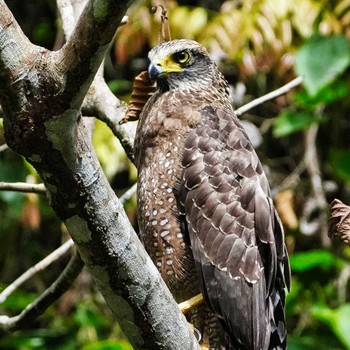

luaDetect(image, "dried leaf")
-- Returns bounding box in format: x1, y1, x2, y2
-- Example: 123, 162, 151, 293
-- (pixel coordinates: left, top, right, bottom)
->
21, 200, 41, 230
119, 71, 156, 124
329, 199, 350, 245
151, 3, 171, 43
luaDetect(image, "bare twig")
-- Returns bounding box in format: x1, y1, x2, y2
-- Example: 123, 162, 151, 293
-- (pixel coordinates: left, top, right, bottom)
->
303, 123, 330, 246
0, 251, 84, 332
271, 160, 306, 197
56, 0, 75, 38
0, 181, 46, 193
82, 72, 135, 162
0, 183, 135, 305
0, 143, 8, 152
235, 76, 303, 116
0, 239, 75, 304
119, 182, 137, 204
336, 265, 350, 304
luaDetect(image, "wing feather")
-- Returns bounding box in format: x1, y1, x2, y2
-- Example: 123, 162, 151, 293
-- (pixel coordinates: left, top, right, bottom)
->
176, 105, 290, 349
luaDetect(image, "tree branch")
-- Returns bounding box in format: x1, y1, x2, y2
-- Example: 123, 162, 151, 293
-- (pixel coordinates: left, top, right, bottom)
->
55, 0, 130, 110
0, 251, 84, 332
56, 0, 135, 160
0, 181, 46, 193
303, 123, 330, 246
235, 76, 303, 116
0, 239, 75, 305
82, 72, 135, 161
0, 1, 199, 348
0, 143, 9, 152
119, 182, 137, 203
0, 183, 135, 310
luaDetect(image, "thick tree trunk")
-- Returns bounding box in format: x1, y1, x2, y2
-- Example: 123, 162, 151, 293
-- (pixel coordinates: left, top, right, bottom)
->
0, 0, 199, 349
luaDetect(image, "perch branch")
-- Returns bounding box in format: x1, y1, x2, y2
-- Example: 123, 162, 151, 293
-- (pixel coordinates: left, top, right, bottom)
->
56, 0, 76, 38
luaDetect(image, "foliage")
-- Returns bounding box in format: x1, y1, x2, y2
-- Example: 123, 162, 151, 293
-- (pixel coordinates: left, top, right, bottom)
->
1, 0, 350, 349
295, 34, 350, 96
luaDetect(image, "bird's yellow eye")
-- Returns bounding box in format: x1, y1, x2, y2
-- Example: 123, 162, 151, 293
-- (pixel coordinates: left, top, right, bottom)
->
172, 50, 191, 65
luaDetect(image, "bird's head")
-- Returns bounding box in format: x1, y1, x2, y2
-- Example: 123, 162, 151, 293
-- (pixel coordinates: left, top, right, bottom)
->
147, 39, 215, 92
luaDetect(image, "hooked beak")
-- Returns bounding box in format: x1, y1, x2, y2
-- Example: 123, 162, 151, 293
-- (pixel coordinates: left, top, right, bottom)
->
148, 63, 163, 81
147, 58, 182, 81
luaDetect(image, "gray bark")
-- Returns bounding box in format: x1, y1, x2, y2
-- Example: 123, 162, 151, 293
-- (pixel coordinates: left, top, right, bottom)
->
0, 0, 200, 348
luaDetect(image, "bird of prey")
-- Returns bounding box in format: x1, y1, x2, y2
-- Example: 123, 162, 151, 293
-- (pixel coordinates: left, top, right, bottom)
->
134, 39, 290, 350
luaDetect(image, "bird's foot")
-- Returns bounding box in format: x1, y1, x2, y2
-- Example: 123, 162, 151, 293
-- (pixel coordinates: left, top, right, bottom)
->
178, 293, 203, 314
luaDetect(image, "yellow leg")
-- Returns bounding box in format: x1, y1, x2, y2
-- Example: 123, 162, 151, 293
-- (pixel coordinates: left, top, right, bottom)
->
179, 294, 207, 347
178, 293, 203, 314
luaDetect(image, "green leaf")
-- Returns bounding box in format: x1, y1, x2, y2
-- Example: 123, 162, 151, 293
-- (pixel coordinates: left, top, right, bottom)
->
107, 80, 132, 94
272, 110, 320, 137
75, 304, 108, 329
186, 7, 208, 38
312, 304, 350, 349
288, 334, 344, 350
295, 34, 350, 95
294, 80, 349, 107
290, 250, 338, 272
329, 148, 350, 182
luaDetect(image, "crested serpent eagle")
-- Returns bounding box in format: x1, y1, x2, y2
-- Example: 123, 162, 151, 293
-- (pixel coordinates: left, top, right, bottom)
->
134, 39, 290, 350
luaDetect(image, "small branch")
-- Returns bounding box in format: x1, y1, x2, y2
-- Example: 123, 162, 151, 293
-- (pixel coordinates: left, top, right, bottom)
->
304, 124, 327, 209
0, 181, 46, 193
0, 251, 84, 332
0, 182, 135, 305
82, 70, 135, 162
56, 0, 76, 39
336, 265, 350, 304
0, 143, 9, 153
235, 76, 303, 116
303, 123, 330, 246
56, 0, 135, 159
57, 0, 130, 109
119, 183, 137, 204
271, 159, 306, 197
0, 239, 75, 304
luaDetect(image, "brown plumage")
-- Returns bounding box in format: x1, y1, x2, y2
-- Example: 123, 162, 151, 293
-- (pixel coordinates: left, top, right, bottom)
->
134, 39, 290, 350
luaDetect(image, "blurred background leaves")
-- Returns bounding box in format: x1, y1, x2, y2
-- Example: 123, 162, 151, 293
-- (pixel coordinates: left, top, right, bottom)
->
1, 0, 350, 349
